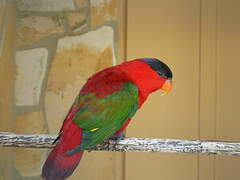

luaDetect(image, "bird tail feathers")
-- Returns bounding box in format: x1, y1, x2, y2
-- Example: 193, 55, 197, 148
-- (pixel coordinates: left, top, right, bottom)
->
42, 123, 83, 180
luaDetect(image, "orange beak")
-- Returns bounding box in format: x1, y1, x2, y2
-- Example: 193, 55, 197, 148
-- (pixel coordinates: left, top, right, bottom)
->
160, 79, 172, 96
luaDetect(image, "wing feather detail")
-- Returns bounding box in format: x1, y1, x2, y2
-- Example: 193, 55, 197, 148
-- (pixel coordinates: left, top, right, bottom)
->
71, 82, 139, 150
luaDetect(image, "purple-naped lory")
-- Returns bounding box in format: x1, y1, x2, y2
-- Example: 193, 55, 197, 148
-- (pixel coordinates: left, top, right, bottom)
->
42, 58, 173, 180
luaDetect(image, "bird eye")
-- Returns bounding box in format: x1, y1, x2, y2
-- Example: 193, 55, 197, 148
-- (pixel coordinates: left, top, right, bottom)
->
157, 71, 167, 78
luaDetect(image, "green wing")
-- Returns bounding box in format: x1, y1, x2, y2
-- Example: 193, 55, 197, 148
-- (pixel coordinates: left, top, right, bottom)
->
70, 82, 139, 152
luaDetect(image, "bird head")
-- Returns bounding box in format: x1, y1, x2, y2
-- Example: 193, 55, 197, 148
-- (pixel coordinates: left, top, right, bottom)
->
140, 58, 173, 96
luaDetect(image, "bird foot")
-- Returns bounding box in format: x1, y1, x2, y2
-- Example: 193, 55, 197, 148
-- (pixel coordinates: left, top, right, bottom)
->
109, 131, 125, 141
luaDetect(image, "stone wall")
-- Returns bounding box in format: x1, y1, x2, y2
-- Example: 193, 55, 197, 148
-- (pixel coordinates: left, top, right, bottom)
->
1, 0, 125, 179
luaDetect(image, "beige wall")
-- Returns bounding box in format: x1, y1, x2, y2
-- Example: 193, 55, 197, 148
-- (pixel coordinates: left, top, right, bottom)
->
1, 0, 240, 180
215, 1, 240, 179
125, 0, 240, 180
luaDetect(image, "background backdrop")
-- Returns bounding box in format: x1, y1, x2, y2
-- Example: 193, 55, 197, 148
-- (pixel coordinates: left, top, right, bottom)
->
1, 0, 240, 180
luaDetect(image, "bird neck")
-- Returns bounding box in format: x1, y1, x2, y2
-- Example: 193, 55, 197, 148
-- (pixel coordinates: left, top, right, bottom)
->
118, 60, 166, 106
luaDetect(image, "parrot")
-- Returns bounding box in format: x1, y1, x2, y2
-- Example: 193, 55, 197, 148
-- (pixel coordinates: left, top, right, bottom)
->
41, 58, 173, 180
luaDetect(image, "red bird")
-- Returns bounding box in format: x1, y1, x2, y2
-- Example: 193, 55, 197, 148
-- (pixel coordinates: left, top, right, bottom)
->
42, 58, 173, 180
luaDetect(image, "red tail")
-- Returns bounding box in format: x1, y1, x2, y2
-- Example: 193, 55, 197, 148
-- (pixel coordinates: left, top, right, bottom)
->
42, 123, 83, 180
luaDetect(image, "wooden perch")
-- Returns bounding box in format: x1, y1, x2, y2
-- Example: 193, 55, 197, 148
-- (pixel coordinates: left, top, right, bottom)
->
1, 132, 240, 156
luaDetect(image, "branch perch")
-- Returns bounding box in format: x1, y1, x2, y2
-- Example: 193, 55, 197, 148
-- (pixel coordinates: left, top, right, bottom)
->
1, 132, 240, 156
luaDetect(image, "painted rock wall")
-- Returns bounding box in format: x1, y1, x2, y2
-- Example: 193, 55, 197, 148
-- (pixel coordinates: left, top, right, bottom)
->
11, 0, 124, 179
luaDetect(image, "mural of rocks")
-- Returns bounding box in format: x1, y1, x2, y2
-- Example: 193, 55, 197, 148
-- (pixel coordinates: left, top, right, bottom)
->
16, 15, 65, 46
91, 0, 117, 28
15, 48, 48, 106
14, 111, 47, 177
12, 0, 125, 179
45, 26, 116, 133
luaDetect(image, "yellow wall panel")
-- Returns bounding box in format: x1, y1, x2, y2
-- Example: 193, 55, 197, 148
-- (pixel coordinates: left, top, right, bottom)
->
126, 0, 240, 180
216, 0, 240, 141
126, 0, 200, 179
0, 1, 15, 179
198, 0, 217, 179
215, 0, 240, 179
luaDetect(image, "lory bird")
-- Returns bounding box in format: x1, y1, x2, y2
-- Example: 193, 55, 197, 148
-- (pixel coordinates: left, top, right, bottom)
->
42, 58, 173, 180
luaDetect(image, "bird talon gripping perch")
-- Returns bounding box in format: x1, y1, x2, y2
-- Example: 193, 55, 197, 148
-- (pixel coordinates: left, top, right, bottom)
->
42, 58, 173, 180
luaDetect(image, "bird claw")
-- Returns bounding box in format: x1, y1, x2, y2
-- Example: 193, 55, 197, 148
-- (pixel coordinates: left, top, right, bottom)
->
109, 131, 125, 141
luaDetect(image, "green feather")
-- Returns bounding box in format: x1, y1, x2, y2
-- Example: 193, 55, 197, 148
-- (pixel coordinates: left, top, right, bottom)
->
71, 82, 139, 150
